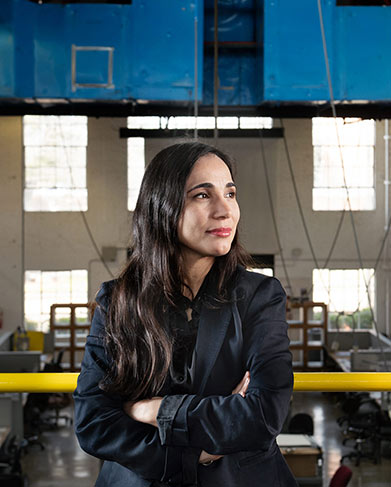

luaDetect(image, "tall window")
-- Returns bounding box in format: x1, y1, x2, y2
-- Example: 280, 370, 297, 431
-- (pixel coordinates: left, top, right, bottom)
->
127, 137, 145, 212
312, 268, 375, 329
126, 116, 273, 210
312, 117, 375, 211
23, 115, 88, 211
24, 270, 88, 332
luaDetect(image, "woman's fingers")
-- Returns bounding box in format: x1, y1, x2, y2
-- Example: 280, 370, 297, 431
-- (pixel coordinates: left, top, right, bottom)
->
232, 371, 250, 397
199, 450, 223, 464
231, 371, 248, 394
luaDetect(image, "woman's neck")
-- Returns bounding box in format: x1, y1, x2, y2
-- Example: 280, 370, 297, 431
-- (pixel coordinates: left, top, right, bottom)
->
181, 256, 215, 299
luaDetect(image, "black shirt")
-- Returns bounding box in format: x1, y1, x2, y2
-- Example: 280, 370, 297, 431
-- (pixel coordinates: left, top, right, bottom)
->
165, 266, 216, 395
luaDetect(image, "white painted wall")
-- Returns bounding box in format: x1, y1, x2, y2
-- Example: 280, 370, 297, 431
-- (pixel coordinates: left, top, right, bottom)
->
0, 117, 389, 335
0, 117, 23, 330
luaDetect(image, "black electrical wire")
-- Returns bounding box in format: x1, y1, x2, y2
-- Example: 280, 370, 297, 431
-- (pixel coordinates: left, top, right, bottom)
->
317, 0, 389, 370
280, 118, 341, 312
307, 210, 346, 298
259, 132, 293, 294
213, 0, 219, 143
374, 212, 391, 273
279, 118, 321, 270
58, 119, 115, 279
79, 211, 115, 279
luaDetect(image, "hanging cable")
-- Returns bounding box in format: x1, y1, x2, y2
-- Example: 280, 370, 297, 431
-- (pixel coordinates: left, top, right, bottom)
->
213, 0, 219, 143
259, 132, 293, 294
194, 13, 199, 140
306, 210, 346, 298
384, 118, 390, 338
373, 213, 391, 274
280, 119, 321, 269
280, 119, 342, 312
317, 2, 372, 297
58, 118, 115, 279
317, 0, 389, 370
279, 117, 347, 300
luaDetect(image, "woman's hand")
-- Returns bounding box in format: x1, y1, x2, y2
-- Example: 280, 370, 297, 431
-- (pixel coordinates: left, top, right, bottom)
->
123, 397, 162, 427
198, 371, 250, 465
232, 370, 250, 397
124, 371, 250, 457
199, 450, 223, 465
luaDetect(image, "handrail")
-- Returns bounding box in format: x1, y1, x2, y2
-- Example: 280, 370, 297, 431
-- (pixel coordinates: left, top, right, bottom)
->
0, 372, 390, 393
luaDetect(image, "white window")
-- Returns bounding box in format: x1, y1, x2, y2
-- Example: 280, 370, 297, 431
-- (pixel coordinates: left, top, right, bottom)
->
127, 116, 153, 211
239, 117, 273, 129
23, 115, 88, 212
312, 268, 374, 329
161, 116, 272, 130
24, 270, 88, 332
127, 137, 145, 211
250, 267, 274, 277
312, 118, 375, 211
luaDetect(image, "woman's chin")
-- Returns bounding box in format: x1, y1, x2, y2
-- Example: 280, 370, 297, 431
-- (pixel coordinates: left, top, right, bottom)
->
211, 244, 232, 257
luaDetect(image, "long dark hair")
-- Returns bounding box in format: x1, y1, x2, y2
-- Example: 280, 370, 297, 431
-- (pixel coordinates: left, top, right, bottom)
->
101, 142, 251, 400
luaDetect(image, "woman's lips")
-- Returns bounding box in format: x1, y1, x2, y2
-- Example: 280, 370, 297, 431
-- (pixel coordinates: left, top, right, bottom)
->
207, 227, 232, 237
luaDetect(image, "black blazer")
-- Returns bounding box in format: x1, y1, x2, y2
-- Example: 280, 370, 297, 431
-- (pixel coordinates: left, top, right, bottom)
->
74, 267, 298, 487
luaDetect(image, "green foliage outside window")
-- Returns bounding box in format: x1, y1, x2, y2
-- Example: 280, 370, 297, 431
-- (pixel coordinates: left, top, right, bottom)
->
314, 308, 373, 330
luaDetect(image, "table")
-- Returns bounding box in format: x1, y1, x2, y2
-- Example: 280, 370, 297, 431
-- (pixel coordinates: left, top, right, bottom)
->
277, 434, 323, 487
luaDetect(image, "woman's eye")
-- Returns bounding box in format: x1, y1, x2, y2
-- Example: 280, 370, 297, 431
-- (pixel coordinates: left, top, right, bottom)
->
194, 192, 208, 199
227, 191, 236, 198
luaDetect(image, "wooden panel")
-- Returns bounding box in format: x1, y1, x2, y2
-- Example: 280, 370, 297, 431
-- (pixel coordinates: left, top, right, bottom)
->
287, 301, 328, 371
50, 303, 95, 372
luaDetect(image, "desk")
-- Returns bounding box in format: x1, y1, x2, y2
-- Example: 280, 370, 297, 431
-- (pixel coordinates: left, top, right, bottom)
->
0, 394, 24, 440
277, 434, 322, 487
0, 351, 41, 373
0, 351, 41, 441
327, 350, 351, 372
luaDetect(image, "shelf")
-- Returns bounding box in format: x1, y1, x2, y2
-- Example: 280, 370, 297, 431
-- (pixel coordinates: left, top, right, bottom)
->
287, 301, 327, 371
50, 303, 94, 372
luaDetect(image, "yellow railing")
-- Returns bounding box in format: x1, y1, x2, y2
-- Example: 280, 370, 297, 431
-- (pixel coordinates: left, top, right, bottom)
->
0, 372, 390, 393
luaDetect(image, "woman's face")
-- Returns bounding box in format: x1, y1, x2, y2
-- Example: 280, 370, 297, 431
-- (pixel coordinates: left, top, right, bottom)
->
178, 153, 240, 265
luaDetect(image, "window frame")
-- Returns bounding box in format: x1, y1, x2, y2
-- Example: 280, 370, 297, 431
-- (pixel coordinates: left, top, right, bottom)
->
312, 268, 375, 331
312, 117, 376, 212
24, 269, 88, 332
23, 115, 88, 212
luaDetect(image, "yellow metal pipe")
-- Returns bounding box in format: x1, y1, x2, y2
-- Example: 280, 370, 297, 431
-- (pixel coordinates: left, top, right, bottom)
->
0, 372, 390, 393
0, 373, 79, 393
293, 372, 391, 392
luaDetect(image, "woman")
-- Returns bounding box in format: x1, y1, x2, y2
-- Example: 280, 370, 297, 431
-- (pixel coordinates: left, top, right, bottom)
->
74, 142, 297, 487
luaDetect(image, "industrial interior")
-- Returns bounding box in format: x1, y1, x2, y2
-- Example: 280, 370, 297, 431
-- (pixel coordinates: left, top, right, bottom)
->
0, 0, 391, 486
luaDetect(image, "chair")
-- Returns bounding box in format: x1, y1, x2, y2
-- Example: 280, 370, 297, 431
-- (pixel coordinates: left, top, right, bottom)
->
23, 350, 72, 447
379, 409, 391, 459
288, 413, 314, 435
23, 395, 45, 451
337, 392, 370, 427
0, 433, 27, 486
329, 465, 352, 487
340, 399, 382, 466
43, 350, 72, 427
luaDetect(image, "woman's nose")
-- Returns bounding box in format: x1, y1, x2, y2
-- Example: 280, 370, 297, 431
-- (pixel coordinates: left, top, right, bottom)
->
212, 195, 231, 218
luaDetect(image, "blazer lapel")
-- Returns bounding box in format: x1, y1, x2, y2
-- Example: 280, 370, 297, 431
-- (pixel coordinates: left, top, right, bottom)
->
193, 302, 232, 394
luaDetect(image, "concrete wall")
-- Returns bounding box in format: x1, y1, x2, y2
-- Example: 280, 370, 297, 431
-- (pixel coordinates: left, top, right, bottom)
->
0, 117, 389, 335
0, 117, 23, 330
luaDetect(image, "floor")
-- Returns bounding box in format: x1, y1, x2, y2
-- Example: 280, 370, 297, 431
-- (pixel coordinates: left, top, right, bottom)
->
291, 391, 391, 487
18, 393, 391, 487
20, 413, 99, 487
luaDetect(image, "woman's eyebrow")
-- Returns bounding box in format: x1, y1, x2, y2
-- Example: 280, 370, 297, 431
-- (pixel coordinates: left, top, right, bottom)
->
187, 182, 236, 193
